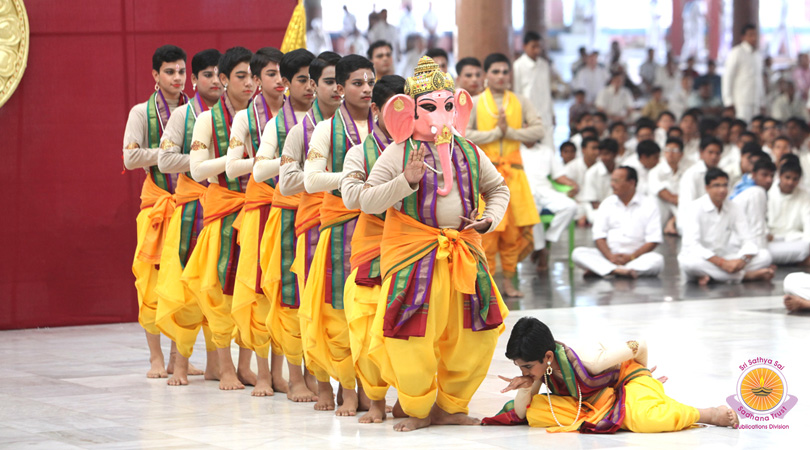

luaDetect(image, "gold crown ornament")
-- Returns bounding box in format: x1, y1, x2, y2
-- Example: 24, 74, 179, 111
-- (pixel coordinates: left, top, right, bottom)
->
404, 56, 455, 98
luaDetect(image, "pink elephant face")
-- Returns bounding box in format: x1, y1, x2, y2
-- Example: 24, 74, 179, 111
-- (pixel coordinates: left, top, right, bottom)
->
412, 90, 456, 142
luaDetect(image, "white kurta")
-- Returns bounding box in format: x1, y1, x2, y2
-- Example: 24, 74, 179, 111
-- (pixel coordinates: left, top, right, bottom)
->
512, 53, 555, 147
732, 185, 768, 249
722, 42, 765, 122
521, 145, 577, 249
767, 187, 810, 264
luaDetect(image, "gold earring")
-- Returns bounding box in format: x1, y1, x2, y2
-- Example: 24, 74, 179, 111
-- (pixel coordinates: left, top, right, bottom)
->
154, 82, 159, 91
546, 361, 553, 376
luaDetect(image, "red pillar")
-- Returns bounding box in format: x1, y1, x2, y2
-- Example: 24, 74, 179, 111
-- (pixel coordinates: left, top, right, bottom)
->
670, 0, 684, 57
707, 0, 721, 60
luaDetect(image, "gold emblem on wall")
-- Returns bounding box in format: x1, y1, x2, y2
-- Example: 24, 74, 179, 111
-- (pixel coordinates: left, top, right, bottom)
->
0, 0, 29, 109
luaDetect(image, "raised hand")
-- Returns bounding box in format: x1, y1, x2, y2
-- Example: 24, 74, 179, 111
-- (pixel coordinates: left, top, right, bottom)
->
459, 210, 493, 234
498, 375, 534, 393
404, 143, 427, 185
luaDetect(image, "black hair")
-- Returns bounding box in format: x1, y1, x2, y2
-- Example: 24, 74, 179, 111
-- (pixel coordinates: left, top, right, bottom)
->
593, 111, 607, 123
599, 138, 619, 154
219, 46, 253, 78
310, 51, 341, 84
665, 137, 684, 151
751, 115, 767, 124
762, 117, 781, 128
741, 141, 763, 156
250, 47, 283, 79
700, 136, 723, 151
560, 141, 576, 152
483, 53, 511, 72
455, 57, 482, 75
153, 45, 187, 71
740, 131, 759, 143
667, 126, 683, 136
741, 23, 758, 36
657, 110, 676, 122
579, 126, 598, 137
651, 86, 663, 93
773, 135, 792, 146
635, 122, 655, 136
699, 118, 719, 137
523, 31, 541, 45
280, 48, 315, 82
781, 153, 800, 166
780, 161, 803, 178
753, 158, 777, 174
637, 140, 661, 157
367, 40, 393, 59
191, 49, 221, 77
425, 47, 448, 61
719, 117, 734, 127
581, 136, 600, 150
731, 119, 748, 130
704, 167, 729, 185
504, 317, 555, 362
573, 89, 585, 96
680, 109, 700, 123
576, 111, 592, 123
785, 117, 810, 132
335, 54, 375, 86
619, 165, 638, 185
372, 75, 405, 109
608, 121, 626, 133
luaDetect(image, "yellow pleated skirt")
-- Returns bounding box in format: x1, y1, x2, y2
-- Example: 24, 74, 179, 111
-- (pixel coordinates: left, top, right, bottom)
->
344, 269, 388, 401
133, 207, 160, 335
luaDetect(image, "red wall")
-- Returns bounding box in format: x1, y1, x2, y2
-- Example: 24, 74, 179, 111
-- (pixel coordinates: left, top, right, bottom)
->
0, 0, 296, 330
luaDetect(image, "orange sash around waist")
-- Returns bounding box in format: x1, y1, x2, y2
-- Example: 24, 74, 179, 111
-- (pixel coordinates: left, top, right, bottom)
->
271, 187, 303, 210
294, 192, 325, 237
319, 193, 360, 231
350, 213, 384, 271
490, 150, 524, 181
138, 176, 175, 264
381, 208, 484, 295
233, 176, 275, 231
174, 174, 207, 207
202, 184, 245, 227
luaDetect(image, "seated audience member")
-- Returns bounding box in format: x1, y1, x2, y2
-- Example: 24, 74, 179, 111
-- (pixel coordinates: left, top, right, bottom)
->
650, 138, 685, 234
784, 272, 810, 311
668, 74, 692, 118
608, 121, 632, 164
771, 80, 806, 121
732, 159, 777, 248
570, 112, 594, 154
688, 79, 724, 118
677, 137, 723, 229
593, 111, 609, 138
784, 116, 810, 151
678, 168, 774, 285
595, 72, 634, 123
642, 86, 669, 120
770, 136, 793, 169
768, 162, 810, 266
625, 140, 661, 196
582, 138, 619, 217
565, 137, 600, 225
654, 110, 676, 148
666, 125, 684, 142
759, 117, 781, 156
559, 141, 577, 165
521, 142, 579, 271
572, 166, 664, 278
568, 90, 590, 132
625, 118, 655, 157
730, 146, 769, 199
749, 115, 766, 135
679, 109, 702, 167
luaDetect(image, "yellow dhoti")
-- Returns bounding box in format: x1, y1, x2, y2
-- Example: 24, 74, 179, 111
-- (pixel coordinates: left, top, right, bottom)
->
344, 270, 387, 400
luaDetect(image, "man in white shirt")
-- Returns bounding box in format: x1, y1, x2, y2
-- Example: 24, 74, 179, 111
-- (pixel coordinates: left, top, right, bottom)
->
572, 52, 609, 105
668, 75, 693, 119
732, 159, 776, 250
655, 54, 681, 100
650, 138, 685, 234
678, 168, 774, 285
639, 47, 658, 93
624, 140, 661, 196
513, 32, 555, 148
367, 9, 400, 60
771, 80, 807, 121
566, 137, 600, 225
679, 110, 702, 168
767, 162, 810, 265
678, 136, 723, 229
784, 272, 810, 311
582, 138, 619, 219
522, 143, 579, 271
572, 166, 664, 278
595, 72, 634, 123
722, 24, 765, 122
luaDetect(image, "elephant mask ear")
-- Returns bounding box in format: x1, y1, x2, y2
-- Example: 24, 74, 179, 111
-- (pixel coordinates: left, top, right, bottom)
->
454, 89, 473, 137
382, 94, 415, 144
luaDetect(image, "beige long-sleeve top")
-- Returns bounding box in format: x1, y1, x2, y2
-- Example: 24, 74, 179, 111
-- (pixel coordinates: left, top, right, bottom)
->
158, 103, 192, 174
359, 139, 510, 232
122, 98, 180, 171
304, 118, 370, 194
224, 110, 257, 179
252, 110, 308, 183
340, 142, 374, 210
465, 91, 544, 147
189, 110, 227, 184
276, 123, 306, 193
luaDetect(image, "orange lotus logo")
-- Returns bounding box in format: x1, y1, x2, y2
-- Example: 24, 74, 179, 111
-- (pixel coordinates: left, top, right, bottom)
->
728, 359, 797, 426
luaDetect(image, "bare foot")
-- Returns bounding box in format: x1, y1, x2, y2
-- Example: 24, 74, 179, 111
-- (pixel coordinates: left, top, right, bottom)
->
429, 405, 481, 426
272, 375, 289, 394
304, 370, 318, 393
613, 268, 638, 279
204, 351, 220, 381
393, 416, 431, 432
583, 269, 599, 278
336, 387, 359, 416
576, 217, 588, 228
357, 384, 371, 412
187, 362, 204, 376
252, 378, 274, 397
706, 406, 739, 428
784, 294, 810, 312
503, 281, 524, 298
359, 399, 387, 424
392, 400, 407, 418
386, 404, 394, 414
697, 275, 711, 286
237, 368, 258, 387
531, 249, 549, 273
743, 267, 775, 282
287, 379, 318, 402
167, 355, 189, 386
147, 358, 168, 379
664, 217, 678, 235
219, 370, 245, 391
314, 381, 335, 411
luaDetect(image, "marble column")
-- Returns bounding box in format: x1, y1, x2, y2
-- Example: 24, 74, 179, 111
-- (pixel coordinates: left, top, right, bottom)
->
456, 0, 513, 59
732, 0, 759, 45
524, 0, 546, 38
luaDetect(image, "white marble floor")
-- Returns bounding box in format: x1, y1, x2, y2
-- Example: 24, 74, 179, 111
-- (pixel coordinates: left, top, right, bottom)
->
1, 296, 807, 449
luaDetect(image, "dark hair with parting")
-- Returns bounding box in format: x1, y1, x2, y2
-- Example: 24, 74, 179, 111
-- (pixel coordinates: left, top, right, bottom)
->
666, 137, 684, 151
250, 47, 283, 80
593, 111, 608, 123
153, 45, 187, 72
773, 135, 792, 147
699, 136, 723, 151
636, 140, 661, 157
581, 136, 600, 150
731, 118, 748, 130
599, 138, 620, 154
579, 126, 598, 137
523, 31, 541, 45
667, 126, 683, 137
280, 48, 315, 82
483, 53, 510, 72
560, 141, 575, 152
191, 49, 221, 77
367, 40, 393, 59
335, 54, 375, 86
505, 317, 555, 362
657, 110, 676, 122
608, 121, 626, 133
310, 51, 341, 84
704, 167, 729, 186
372, 75, 406, 109
741, 141, 762, 156
219, 46, 253, 78
786, 116, 810, 132
753, 158, 777, 174
455, 57, 481, 75
781, 153, 800, 166
619, 165, 638, 185
780, 161, 803, 177
425, 47, 448, 61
